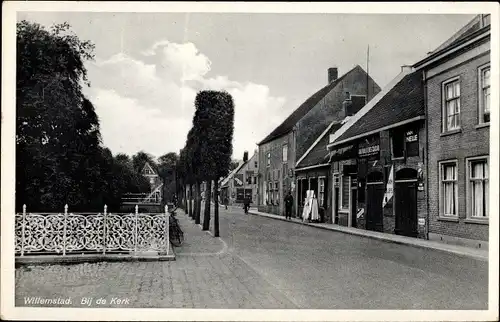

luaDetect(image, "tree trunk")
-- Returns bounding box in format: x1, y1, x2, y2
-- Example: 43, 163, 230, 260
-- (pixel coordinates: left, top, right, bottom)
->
195, 181, 201, 224
202, 180, 212, 230
191, 182, 200, 220
189, 184, 194, 218
187, 185, 192, 217
214, 179, 220, 237
183, 184, 187, 211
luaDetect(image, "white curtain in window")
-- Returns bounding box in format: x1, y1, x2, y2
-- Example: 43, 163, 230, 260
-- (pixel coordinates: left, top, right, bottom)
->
471, 162, 488, 217
443, 165, 455, 215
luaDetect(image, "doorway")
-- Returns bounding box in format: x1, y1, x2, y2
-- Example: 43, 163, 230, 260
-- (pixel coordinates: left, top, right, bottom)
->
394, 168, 418, 237
366, 171, 384, 232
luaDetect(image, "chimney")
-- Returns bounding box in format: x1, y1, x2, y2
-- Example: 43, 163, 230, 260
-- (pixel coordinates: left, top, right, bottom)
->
243, 151, 249, 162
401, 65, 413, 73
328, 67, 338, 84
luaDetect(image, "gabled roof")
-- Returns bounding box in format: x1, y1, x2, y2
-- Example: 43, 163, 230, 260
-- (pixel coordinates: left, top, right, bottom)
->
258, 65, 364, 145
430, 15, 484, 54
327, 68, 413, 149
296, 122, 343, 169
220, 160, 247, 188
413, 14, 490, 69
331, 70, 424, 146
141, 162, 157, 176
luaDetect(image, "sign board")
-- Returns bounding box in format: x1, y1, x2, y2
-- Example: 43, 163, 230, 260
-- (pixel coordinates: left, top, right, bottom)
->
418, 218, 425, 226
234, 174, 244, 187
358, 136, 380, 159
405, 130, 418, 143
382, 165, 394, 208
330, 144, 357, 161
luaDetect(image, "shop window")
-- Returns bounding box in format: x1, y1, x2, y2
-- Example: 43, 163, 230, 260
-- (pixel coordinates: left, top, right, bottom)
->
467, 158, 489, 219
442, 78, 461, 132
392, 132, 405, 158
439, 161, 458, 217
340, 175, 350, 210
318, 177, 325, 207
478, 64, 490, 124
392, 127, 419, 158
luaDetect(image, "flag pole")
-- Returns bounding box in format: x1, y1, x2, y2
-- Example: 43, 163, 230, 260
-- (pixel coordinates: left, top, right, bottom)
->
366, 44, 370, 99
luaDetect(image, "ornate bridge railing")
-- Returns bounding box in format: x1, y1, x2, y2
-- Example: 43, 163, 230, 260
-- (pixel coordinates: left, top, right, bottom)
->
15, 205, 170, 257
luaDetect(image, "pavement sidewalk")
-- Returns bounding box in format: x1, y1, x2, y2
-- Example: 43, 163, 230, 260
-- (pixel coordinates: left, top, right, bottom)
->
248, 209, 489, 261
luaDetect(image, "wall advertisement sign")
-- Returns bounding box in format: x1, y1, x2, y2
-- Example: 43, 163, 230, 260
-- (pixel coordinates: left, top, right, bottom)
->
358, 136, 380, 159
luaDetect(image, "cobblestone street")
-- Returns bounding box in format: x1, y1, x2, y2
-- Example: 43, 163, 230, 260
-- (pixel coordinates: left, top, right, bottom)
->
15, 207, 488, 309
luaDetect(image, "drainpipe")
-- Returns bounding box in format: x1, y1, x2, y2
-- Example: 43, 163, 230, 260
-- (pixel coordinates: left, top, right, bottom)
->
423, 71, 430, 240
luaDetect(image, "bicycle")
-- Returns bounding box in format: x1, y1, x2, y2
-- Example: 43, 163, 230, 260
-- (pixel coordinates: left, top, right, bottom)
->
168, 207, 184, 247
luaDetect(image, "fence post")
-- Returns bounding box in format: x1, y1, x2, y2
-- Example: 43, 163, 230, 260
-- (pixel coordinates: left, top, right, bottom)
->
103, 205, 107, 255
63, 204, 68, 256
134, 205, 138, 253
21, 204, 27, 256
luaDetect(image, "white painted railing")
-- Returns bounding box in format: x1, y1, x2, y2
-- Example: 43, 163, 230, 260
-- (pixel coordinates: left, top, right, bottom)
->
15, 204, 170, 257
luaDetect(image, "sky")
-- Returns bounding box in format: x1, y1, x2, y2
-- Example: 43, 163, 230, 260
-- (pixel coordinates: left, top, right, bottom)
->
17, 11, 475, 160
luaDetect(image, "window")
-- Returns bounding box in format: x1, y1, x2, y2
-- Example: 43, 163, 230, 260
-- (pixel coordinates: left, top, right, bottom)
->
267, 152, 271, 167
392, 132, 405, 158
479, 65, 490, 124
440, 161, 458, 217
253, 176, 257, 184
282, 144, 288, 163
254, 161, 258, 168
264, 180, 268, 204
442, 79, 461, 132
467, 158, 489, 219
319, 177, 325, 208
274, 181, 279, 205
340, 175, 350, 210
392, 127, 419, 159
268, 182, 273, 204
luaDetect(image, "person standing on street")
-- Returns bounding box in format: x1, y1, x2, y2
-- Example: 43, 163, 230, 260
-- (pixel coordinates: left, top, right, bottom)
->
243, 197, 250, 214
284, 191, 293, 220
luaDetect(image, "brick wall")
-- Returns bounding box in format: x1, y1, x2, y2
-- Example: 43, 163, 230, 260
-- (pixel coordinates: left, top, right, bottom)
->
328, 123, 427, 239
258, 132, 295, 216
426, 44, 490, 241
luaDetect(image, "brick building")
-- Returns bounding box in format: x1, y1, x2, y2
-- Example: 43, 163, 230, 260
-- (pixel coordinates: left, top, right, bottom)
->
413, 14, 491, 247
220, 151, 259, 206
294, 96, 367, 223
327, 68, 427, 238
257, 66, 380, 216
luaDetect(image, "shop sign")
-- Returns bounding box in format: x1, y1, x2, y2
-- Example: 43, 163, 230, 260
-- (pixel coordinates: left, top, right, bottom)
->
406, 130, 418, 143
330, 144, 356, 161
234, 174, 244, 186
358, 137, 380, 158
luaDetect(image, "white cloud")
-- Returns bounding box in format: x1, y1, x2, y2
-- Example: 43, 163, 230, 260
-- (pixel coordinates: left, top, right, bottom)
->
85, 39, 286, 159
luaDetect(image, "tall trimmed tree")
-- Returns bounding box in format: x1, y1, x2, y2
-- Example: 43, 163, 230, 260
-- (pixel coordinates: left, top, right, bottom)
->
193, 90, 235, 235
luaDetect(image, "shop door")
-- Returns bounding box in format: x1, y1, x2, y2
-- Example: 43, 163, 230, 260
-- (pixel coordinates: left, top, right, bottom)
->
394, 181, 418, 237
334, 187, 340, 224
350, 184, 357, 228
366, 183, 384, 232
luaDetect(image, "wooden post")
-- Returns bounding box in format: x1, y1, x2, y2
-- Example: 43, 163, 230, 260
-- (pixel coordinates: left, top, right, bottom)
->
103, 205, 107, 255
134, 205, 138, 253
63, 204, 68, 256
164, 205, 169, 256
21, 204, 26, 256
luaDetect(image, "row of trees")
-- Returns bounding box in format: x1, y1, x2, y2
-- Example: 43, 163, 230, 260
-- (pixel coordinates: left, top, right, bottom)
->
16, 20, 180, 212
176, 91, 235, 237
